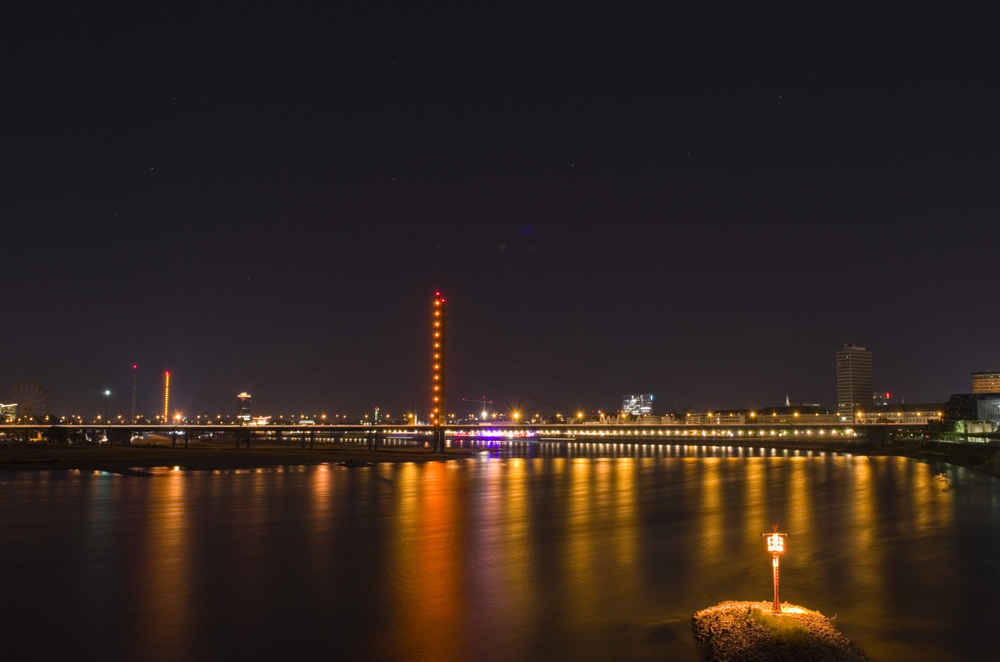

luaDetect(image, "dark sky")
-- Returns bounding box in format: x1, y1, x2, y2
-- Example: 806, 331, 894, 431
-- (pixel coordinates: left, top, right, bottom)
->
3, 3, 997, 420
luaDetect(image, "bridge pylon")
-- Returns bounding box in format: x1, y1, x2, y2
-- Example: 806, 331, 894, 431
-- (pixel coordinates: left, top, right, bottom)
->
431, 292, 445, 428
431, 292, 448, 453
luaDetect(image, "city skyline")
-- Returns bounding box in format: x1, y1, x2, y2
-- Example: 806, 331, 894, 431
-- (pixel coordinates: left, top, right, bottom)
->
2, 330, 990, 423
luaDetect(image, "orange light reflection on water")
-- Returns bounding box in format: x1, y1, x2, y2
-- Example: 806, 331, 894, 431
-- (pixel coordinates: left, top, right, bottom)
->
849, 457, 884, 614
503, 458, 532, 609
308, 464, 334, 584
745, 455, 765, 527
565, 458, 595, 623
611, 458, 638, 600
391, 462, 460, 662
141, 472, 191, 662
788, 455, 810, 546
698, 457, 724, 571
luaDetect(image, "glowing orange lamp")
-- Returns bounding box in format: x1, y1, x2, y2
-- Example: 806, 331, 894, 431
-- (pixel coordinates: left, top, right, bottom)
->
761, 523, 790, 614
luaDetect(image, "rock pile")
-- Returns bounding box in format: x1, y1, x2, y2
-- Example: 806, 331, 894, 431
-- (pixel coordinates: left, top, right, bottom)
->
692, 601, 870, 662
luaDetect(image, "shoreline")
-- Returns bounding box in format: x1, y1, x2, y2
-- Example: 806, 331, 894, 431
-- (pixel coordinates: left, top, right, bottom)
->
871, 447, 1000, 480
0, 444, 478, 474
3, 439, 999, 480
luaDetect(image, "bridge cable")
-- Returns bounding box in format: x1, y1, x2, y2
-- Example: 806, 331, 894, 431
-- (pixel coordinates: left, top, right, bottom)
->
264, 339, 423, 416
451, 304, 738, 407
451, 336, 629, 404
325, 370, 425, 418
193, 307, 423, 417
447, 366, 571, 413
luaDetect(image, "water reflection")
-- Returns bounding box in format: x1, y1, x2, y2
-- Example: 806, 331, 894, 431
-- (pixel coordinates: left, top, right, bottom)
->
565, 458, 595, 623
697, 458, 724, 572
501, 458, 533, 654
0, 448, 992, 662
392, 461, 461, 661
849, 457, 884, 614
745, 456, 765, 529
788, 455, 810, 545
612, 458, 638, 598
308, 464, 333, 584
142, 472, 191, 662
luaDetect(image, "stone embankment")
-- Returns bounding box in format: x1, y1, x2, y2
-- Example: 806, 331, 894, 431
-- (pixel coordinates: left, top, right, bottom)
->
692, 601, 870, 662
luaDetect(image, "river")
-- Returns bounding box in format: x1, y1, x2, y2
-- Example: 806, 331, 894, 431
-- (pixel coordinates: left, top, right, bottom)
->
1, 444, 997, 661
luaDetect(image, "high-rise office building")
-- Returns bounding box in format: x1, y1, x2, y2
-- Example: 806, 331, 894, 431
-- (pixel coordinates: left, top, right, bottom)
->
837, 342, 873, 422
972, 372, 1000, 393
237, 392, 251, 424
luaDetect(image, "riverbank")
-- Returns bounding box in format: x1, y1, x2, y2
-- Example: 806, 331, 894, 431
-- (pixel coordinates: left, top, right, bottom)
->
6, 438, 1000, 481
0, 443, 476, 473
875, 440, 1000, 479
692, 601, 870, 662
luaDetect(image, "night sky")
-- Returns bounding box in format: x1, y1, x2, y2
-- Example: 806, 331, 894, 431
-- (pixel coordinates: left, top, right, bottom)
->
4, 3, 997, 420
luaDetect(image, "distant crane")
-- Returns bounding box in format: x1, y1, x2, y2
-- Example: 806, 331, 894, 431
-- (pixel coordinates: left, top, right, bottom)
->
462, 396, 493, 421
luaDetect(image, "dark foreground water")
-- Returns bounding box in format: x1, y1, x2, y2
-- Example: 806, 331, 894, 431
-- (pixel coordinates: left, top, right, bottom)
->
1, 445, 998, 661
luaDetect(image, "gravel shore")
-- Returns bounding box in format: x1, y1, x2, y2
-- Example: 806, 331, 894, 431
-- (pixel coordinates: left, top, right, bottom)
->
692, 601, 870, 662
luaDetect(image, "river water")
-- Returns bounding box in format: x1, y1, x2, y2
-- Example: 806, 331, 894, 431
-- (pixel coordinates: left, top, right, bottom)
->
1, 444, 998, 661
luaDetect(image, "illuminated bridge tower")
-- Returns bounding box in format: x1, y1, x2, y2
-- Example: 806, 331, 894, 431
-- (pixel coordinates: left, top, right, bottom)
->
431, 292, 446, 452
163, 371, 170, 423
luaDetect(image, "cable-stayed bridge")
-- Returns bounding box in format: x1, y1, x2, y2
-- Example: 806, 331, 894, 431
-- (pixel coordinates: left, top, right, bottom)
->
2, 292, 894, 447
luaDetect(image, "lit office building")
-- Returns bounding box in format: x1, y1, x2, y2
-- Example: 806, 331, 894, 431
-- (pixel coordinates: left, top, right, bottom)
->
837, 342, 873, 423
972, 372, 1000, 394
622, 394, 653, 417
237, 392, 251, 425
945, 393, 1000, 425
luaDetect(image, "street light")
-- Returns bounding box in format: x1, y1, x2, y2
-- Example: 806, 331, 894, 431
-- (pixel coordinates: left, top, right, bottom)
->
104, 389, 111, 424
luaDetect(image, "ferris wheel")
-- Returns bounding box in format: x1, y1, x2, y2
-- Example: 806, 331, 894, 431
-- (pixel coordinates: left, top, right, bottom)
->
6, 381, 50, 423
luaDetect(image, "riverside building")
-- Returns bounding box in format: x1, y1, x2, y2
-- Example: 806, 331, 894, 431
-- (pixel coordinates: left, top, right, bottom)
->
837, 342, 873, 423
852, 403, 944, 425
752, 405, 839, 425
945, 393, 1000, 425
972, 372, 1000, 393
684, 405, 837, 425
683, 411, 742, 425
622, 394, 654, 417
237, 392, 251, 425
